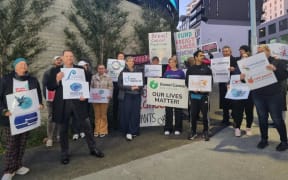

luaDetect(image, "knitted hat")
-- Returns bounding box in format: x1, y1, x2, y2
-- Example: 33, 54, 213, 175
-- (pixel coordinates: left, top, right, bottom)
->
13, 58, 27, 69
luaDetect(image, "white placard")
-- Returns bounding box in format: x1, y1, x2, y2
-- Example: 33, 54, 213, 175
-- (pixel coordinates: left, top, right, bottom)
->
149, 32, 172, 64
237, 53, 277, 90
147, 78, 188, 109
225, 75, 250, 100
88, 88, 111, 103
140, 86, 165, 127
62, 81, 90, 99
210, 57, 230, 83
188, 75, 212, 92
6, 89, 41, 135
61, 68, 86, 82
144, 65, 162, 77
123, 72, 143, 86
267, 43, 288, 60
107, 59, 126, 82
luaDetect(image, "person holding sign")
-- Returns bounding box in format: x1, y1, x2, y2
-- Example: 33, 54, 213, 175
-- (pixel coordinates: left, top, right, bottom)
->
163, 57, 185, 136
244, 45, 288, 151
90, 64, 113, 137
185, 50, 212, 141
47, 50, 104, 165
118, 56, 143, 141
0, 58, 43, 180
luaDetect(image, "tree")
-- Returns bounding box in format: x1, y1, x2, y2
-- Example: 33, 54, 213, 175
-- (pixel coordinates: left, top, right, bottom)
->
134, 4, 177, 54
65, 0, 128, 65
0, 0, 54, 76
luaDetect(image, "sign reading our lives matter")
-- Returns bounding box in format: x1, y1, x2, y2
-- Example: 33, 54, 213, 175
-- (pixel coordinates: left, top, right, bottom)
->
123, 72, 143, 86
107, 59, 125, 82
6, 89, 41, 135
147, 78, 188, 109
174, 29, 197, 63
149, 32, 172, 64
140, 86, 165, 127
237, 52, 277, 90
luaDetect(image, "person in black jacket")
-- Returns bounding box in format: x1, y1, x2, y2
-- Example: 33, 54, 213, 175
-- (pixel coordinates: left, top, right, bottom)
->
247, 44, 288, 151
47, 50, 104, 165
185, 50, 212, 141
0, 58, 43, 180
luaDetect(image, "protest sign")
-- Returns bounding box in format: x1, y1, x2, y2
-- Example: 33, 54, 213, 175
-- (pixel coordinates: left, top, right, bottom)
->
61, 68, 86, 82
62, 81, 90, 99
225, 75, 250, 100
267, 43, 288, 60
144, 65, 162, 77
107, 59, 125, 82
123, 72, 143, 86
188, 75, 212, 92
201, 42, 218, 54
210, 57, 230, 82
88, 88, 111, 103
149, 32, 172, 64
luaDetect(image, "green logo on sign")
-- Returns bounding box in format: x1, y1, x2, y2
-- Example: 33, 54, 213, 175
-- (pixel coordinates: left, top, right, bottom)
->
149, 80, 159, 89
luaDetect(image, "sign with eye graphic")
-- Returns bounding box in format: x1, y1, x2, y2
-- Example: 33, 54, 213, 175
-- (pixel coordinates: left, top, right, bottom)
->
6, 89, 41, 135
107, 59, 125, 82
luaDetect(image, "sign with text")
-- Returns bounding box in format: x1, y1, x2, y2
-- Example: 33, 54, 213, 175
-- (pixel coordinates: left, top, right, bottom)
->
201, 42, 218, 54
188, 75, 212, 92
210, 57, 230, 82
107, 59, 125, 82
6, 89, 41, 135
88, 88, 111, 103
123, 72, 143, 86
267, 43, 288, 60
225, 75, 250, 100
140, 86, 165, 127
144, 65, 162, 77
149, 32, 172, 64
147, 78, 188, 109
237, 53, 277, 90
174, 29, 197, 63
62, 81, 90, 99
61, 68, 86, 82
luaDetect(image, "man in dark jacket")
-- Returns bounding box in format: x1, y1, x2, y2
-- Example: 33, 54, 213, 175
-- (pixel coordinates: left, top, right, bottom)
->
185, 50, 212, 141
47, 50, 104, 164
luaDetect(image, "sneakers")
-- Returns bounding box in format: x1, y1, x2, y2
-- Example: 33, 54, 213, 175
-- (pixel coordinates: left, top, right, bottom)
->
234, 128, 241, 137
202, 131, 210, 141
15, 166, 29, 175
94, 133, 99, 137
245, 128, 252, 136
164, 131, 170, 136
276, 142, 288, 151
80, 132, 85, 138
1, 173, 15, 180
46, 139, 53, 147
99, 134, 106, 138
126, 134, 133, 141
174, 131, 181, 135
257, 140, 268, 149
188, 132, 197, 140
72, 134, 79, 140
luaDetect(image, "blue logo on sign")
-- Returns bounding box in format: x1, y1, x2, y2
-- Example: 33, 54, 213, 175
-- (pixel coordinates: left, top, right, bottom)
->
70, 83, 82, 91
99, 89, 104, 94
14, 112, 38, 129
66, 70, 77, 80
15, 96, 33, 109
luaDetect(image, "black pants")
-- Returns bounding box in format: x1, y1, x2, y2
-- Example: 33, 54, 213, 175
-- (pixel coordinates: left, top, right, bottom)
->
110, 82, 119, 130
164, 107, 183, 132
219, 83, 232, 122
232, 94, 254, 129
60, 100, 96, 156
190, 95, 209, 132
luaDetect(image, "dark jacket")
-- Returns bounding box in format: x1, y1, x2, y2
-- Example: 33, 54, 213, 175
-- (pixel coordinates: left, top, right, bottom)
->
185, 64, 212, 96
252, 56, 288, 96
0, 72, 43, 127
118, 66, 143, 100
42, 67, 53, 100
47, 64, 89, 124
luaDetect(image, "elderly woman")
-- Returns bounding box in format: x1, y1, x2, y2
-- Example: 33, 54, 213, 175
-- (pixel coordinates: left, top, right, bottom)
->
90, 64, 113, 137
0, 58, 43, 180
118, 56, 143, 141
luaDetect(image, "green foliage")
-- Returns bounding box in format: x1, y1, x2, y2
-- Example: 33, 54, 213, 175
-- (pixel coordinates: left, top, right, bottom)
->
134, 4, 177, 54
0, 0, 54, 76
65, 0, 128, 65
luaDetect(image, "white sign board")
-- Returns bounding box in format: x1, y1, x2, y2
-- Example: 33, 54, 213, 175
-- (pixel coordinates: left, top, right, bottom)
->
6, 89, 41, 135
144, 65, 162, 77
88, 88, 111, 103
61, 68, 86, 82
123, 72, 143, 86
188, 75, 212, 92
237, 53, 277, 90
210, 57, 230, 83
149, 32, 172, 64
62, 81, 90, 99
147, 78, 188, 109
225, 75, 250, 100
267, 43, 288, 60
107, 59, 125, 82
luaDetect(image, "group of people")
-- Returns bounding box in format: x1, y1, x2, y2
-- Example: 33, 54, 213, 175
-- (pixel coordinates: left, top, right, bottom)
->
0, 44, 288, 180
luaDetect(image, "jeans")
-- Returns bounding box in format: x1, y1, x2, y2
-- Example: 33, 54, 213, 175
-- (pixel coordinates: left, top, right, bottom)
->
253, 93, 287, 142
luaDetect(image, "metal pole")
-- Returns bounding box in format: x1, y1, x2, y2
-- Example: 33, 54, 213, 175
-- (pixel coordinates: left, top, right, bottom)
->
250, 0, 257, 55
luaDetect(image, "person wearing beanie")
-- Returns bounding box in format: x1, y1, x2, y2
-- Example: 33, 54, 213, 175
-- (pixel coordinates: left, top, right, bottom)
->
42, 56, 62, 147
0, 58, 44, 180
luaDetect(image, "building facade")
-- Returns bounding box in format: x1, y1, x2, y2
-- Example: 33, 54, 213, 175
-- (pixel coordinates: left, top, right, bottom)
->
262, 0, 288, 22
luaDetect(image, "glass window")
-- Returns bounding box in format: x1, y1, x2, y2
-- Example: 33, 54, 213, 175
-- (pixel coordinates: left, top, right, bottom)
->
259, 27, 266, 38
280, 34, 288, 44
279, 18, 288, 31
268, 23, 276, 34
